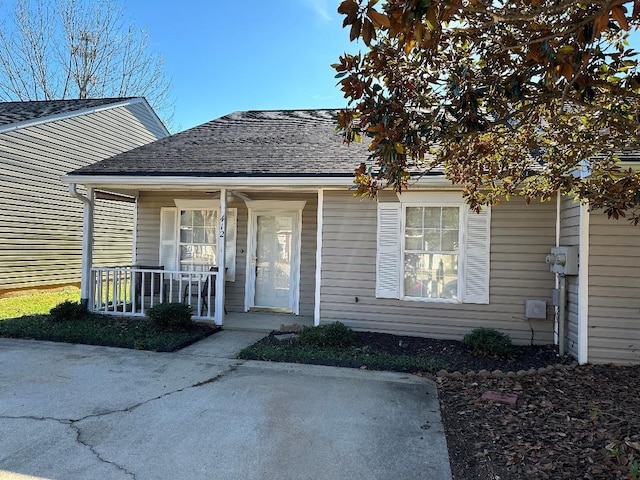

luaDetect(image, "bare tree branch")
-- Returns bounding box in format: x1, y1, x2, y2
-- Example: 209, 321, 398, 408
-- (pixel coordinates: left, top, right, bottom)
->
0, 0, 174, 129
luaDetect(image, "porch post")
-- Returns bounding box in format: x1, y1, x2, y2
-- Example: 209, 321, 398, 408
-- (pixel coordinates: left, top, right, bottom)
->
68, 184, 94, 308
81, 187, 94, 307
216, 188, 227, 325
314, 189, 324, 326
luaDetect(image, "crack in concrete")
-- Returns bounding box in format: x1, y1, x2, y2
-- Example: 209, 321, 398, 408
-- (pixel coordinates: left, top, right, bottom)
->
72, 362, 240, 423
2, 363, 241, 478
70, 422, 138, 480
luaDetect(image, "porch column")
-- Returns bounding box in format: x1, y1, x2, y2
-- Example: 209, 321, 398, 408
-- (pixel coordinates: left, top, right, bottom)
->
314, 189, 324, 326
216, 188, 227, 325
68, 184, 94, 307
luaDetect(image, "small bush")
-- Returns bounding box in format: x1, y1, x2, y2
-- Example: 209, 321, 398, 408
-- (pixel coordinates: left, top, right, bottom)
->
298, 322, 355, 348
147, 303, 194, 330
463, 328, 514, 357
49, 300, 87, 322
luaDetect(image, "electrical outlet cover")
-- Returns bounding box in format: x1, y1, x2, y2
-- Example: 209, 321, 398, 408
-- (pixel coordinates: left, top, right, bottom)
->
525, 299, 547, 319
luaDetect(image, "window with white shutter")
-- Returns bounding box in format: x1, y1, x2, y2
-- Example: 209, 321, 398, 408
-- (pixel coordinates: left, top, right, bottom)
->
376, 193, 490, 303
159, 205, 237, 280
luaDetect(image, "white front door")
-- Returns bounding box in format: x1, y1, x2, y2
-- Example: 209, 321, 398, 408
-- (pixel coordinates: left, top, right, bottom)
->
247, 207, 302, 313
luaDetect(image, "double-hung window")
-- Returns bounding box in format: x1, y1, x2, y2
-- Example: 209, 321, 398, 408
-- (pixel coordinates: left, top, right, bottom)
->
159, 201, 237, 281
404, 206, 460, 300
376, 192, 490, 304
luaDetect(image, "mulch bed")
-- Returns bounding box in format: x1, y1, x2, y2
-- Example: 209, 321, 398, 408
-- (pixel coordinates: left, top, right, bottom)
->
354, 331, 568, 373
438, 363, 640, 479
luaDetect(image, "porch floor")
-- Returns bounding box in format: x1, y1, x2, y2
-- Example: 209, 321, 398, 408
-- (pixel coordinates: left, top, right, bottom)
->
220, 311, 314, 332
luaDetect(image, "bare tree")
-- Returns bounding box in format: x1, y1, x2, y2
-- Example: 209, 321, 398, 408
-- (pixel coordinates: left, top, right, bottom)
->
0, 0, 174, 127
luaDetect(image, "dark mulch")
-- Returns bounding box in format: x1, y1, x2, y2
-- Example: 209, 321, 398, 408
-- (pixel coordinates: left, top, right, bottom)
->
439, 364, 640, 480
353, 331, 569, 373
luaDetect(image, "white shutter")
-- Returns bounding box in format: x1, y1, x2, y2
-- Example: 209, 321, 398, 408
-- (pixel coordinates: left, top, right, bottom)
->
225, 208, 237, 281
376, 203, 401, 299
159, 207, 177, 271
462, 207, 490, 304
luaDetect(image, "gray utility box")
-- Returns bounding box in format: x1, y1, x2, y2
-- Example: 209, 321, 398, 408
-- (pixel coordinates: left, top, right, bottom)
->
546, 246, 579, 276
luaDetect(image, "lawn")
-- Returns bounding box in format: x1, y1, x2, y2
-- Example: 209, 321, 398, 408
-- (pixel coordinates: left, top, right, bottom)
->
0, 288, 218, 352
0, 286, 80, 319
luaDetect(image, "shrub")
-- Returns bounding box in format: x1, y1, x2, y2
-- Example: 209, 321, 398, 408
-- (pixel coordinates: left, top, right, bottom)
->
49, 300, 87, 322
463, 328, 514, 357
147, 303, 194, 330
298, 322, 354, 348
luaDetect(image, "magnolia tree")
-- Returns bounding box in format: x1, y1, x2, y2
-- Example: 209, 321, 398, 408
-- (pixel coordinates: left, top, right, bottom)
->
334, 0, 640, 222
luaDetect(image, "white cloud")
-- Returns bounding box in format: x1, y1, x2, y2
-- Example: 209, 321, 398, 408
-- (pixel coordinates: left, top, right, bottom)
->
302, 0, 332, 21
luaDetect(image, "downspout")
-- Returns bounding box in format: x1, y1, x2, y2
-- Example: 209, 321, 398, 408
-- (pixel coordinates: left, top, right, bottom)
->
68, 183, 94, 308
555, 191, 561, 346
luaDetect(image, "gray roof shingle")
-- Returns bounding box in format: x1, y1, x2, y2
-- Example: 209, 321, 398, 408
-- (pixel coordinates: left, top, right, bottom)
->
69, 109, 371, 178
0, 98, 133, 127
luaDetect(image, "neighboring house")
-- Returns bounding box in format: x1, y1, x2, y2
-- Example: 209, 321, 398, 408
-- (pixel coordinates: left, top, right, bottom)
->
61, 109, 640, 365
0, 98, 169, 295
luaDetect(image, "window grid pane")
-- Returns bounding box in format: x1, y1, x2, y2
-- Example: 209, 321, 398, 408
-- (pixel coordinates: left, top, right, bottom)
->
179, 209, 218, 271
404, 206, 459, 299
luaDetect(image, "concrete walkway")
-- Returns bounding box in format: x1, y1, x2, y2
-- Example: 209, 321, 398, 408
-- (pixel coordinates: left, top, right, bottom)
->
0, 331, 451, 480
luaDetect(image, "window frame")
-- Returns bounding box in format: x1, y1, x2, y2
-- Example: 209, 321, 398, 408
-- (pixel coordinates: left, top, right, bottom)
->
160, 201, 237, 282
400, 203, 464, 303
375, 190, 490, 305
177, 208, 218, 272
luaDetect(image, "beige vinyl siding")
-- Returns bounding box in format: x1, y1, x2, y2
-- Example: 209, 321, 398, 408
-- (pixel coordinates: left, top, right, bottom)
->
135, 191, 318, 316
559, 196, 581, 359
320, 191, 557, 344
587, 212, 640, 364
0, 101, 166, 293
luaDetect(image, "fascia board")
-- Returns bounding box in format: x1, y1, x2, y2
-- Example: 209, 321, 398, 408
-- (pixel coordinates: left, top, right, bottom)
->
60, 174, 451, 188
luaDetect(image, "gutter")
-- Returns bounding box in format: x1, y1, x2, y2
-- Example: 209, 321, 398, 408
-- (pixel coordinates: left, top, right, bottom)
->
60, 174, 453, 189
68, 183, 91, 206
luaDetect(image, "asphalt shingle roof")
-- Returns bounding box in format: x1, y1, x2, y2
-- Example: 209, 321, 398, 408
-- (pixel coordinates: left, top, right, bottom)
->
69, 109, 371, 177
0, 98, 132, 127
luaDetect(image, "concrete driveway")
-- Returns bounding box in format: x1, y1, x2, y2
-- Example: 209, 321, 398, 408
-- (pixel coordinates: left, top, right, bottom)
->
0, 331, 451, 480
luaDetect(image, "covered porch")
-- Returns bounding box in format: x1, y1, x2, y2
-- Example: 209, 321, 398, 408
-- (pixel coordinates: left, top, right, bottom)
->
70, 183, 325, 328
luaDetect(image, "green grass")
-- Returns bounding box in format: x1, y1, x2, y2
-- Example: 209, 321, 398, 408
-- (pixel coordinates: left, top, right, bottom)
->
238, 336, 446, 374
0, 286, 80, 319
0, 288, 218, 351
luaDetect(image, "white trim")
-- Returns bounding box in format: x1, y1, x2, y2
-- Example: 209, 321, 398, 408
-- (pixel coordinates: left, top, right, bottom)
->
215, 188, 227, 325
400, 203, 463, 302
0, 97, 169, 136
243, 200, 307, 211
554, 192, 561, 345
61, 175, 452, 189
314, 189, 324, 326
132, 196, 139, 265
577, 203, 590, 364
397, 190, 465, 204
174, 199, 220, 209
244, 203, 305, 314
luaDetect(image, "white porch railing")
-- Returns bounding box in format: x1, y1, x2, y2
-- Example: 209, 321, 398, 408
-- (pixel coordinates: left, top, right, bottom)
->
90, 267, 220, 322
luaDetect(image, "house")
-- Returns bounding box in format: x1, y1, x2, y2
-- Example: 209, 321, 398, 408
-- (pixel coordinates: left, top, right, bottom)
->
0, 98, 169, 295
61, 109, 640, 365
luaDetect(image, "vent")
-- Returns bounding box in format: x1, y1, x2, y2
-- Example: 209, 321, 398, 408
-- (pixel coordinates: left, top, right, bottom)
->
525, 299, 547, 320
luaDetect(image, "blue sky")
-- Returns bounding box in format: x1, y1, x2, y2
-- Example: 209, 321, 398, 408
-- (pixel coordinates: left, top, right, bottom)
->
126, 0, 360, 131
